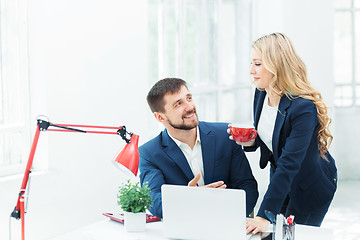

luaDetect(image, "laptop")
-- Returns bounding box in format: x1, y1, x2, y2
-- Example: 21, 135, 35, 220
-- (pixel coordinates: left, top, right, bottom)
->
161, 184, 255, 240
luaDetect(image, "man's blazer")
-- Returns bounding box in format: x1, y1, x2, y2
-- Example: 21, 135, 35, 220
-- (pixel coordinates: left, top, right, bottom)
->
139, 121, 259, 218
245, 89, 337, 219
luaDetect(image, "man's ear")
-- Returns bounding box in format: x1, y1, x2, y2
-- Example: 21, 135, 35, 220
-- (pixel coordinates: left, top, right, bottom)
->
154, 112, 166, 123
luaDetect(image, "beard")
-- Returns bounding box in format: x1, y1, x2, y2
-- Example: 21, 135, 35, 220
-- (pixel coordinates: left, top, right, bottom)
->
167, 110, 199, 130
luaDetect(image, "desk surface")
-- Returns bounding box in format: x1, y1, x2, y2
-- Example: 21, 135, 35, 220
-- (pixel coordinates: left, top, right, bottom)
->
52, 219, 333, 240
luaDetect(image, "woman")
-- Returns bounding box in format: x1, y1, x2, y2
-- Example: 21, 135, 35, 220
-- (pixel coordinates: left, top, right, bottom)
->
231, 33, 337, 234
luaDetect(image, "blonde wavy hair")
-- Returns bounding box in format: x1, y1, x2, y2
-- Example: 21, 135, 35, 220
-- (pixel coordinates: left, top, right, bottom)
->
252, 32, 333, 158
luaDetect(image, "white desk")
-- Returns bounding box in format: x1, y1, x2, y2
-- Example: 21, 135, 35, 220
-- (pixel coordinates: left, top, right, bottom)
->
52, 219, 333, 240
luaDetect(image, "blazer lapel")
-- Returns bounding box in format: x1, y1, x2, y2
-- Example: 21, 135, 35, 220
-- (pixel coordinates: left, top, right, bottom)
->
198, 122, 215, 185
254, 90, 266, 128
272, 95, 291, 161
162, 129, 194, 181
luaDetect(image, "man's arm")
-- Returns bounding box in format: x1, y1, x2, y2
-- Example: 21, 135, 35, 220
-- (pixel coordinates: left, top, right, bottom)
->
139, 152, 165, 218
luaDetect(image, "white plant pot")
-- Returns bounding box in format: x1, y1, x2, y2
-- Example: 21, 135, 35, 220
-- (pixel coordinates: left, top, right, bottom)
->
124, 211, 146, 232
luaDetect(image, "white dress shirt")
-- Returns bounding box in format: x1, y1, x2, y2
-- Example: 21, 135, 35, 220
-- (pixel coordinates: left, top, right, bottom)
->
257, 95, 278, 152
168, 127, 205, 186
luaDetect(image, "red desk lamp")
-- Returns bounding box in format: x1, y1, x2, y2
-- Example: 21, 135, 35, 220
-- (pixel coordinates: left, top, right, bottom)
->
10, 117, 140, 240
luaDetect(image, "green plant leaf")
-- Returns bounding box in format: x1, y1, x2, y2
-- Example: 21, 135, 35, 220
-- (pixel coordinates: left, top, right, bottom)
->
117, 180, 153, 213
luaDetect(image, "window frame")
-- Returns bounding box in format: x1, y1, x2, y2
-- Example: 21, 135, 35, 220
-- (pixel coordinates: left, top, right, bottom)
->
148, 0, 254, 126
334, 0, 360, 108
0, 0, 31, 177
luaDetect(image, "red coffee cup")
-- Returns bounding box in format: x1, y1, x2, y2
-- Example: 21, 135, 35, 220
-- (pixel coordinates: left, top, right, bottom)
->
230, 125, 257, 142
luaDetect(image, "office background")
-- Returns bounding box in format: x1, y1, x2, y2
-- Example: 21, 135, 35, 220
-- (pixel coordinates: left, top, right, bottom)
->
0, 0, 358, 239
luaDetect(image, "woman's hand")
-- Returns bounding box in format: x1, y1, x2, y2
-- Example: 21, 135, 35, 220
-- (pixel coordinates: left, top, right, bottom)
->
246, 217, 270, 234
227, 124, 255, 147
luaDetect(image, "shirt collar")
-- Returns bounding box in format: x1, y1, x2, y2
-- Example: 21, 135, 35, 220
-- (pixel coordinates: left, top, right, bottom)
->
168, 127, 201, 148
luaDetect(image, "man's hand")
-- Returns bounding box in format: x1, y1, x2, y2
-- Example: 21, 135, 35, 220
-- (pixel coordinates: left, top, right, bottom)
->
188, 173, 226, 188
246, 217, 270, 234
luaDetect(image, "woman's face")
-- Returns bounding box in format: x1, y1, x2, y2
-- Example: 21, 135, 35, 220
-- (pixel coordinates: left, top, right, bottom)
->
249, 48, 274, 90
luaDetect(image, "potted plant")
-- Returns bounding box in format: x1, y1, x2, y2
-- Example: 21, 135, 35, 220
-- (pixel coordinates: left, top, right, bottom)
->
117, 180, 153, 232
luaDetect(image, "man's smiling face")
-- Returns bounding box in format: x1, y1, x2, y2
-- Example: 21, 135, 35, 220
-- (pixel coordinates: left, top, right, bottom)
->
161, 85, 199, 130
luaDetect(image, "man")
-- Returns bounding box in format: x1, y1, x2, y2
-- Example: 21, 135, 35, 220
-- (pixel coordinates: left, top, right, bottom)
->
139, 78, 258, 218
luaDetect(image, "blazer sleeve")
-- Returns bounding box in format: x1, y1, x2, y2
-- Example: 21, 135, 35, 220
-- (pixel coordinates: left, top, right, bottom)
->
139, 147, 165, 218
257, 100, 318, 218
243, 137, 260, 152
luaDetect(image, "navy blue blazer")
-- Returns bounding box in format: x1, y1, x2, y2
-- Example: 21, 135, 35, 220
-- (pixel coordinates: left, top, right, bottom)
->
139, 121, 259, 218
245, 89, 337, 219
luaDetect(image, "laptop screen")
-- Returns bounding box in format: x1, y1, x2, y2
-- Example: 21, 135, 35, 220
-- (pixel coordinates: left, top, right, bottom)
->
161, 184, 246, 240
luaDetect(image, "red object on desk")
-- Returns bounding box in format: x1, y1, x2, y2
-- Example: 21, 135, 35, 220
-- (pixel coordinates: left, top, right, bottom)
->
102, 213, 161, 223
287, 215, 294, 225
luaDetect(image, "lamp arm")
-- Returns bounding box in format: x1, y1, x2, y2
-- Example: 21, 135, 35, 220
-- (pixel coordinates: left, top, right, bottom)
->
49, 124, 87, 133
48, 122, 132, 143
11, 122, 41, 219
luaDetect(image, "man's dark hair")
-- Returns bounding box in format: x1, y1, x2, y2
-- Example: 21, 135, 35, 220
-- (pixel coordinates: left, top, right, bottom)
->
147, 78, 188, 113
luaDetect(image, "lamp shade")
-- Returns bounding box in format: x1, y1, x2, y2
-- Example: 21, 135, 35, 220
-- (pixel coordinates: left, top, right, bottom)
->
113, 134, 139, 176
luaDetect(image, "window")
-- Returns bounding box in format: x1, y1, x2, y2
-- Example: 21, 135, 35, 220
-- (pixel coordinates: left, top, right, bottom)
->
148, 0, 253, 124
334, 0, 360, 107
0, 0, 30, 177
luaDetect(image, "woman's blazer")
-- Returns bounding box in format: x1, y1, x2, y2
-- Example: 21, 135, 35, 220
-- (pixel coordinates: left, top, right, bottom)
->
245, 89, 337, 219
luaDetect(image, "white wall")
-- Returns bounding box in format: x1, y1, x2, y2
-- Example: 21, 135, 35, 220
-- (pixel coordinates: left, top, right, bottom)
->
0, 1, 149, 239
333, 108, 360, 180
252, 0, 334, 105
